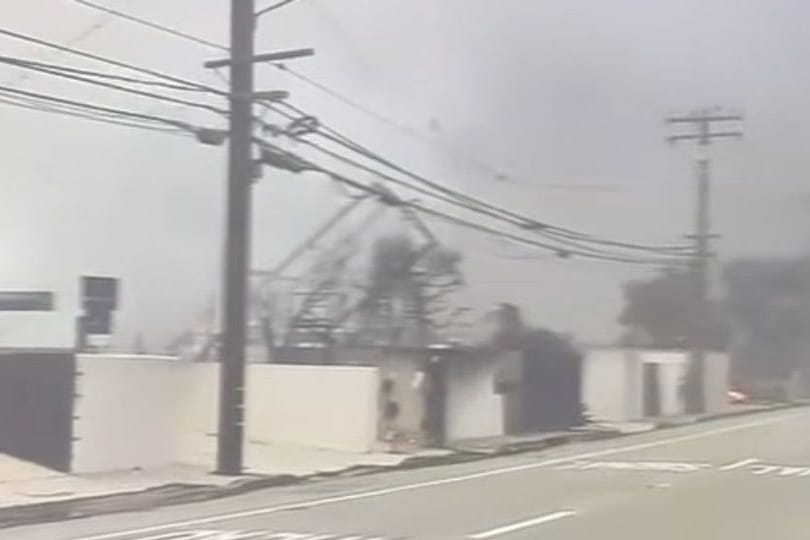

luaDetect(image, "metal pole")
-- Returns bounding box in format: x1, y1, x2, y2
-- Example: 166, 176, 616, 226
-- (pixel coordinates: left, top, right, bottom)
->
217, 0, 255, 476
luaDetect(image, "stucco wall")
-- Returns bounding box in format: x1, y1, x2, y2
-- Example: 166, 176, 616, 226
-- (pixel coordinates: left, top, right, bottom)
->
373, 354, 426, 441
641, 350, 730, 416
72, 356, 380, 472
72, 354, 187, 473
445, 358, 504, 440
176, 363, 218, 466
583, 349, 643, 422
246, 364, 379, 452
705, 352, 731, 414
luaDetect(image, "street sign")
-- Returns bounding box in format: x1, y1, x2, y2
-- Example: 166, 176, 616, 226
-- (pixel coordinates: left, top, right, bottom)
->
80, 309, 113, 335
80, 276, 119, 311
0, 291, 54, 311
78, 277, 119, 350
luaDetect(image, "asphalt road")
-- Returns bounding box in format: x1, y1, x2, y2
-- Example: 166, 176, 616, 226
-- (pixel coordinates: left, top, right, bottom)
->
9, 407, 810, 540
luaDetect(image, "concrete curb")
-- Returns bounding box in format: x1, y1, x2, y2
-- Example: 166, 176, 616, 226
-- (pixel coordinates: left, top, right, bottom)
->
655, 401, 805, 429
0, 402, 803, 530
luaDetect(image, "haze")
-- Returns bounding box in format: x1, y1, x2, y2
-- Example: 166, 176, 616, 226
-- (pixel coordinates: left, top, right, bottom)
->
1, 0, 808, 348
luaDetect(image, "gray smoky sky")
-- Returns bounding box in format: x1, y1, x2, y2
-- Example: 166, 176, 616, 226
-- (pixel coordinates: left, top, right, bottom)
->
2, 0, 810, 348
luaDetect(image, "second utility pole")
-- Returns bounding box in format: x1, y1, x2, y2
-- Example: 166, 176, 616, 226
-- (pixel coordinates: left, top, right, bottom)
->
217, 0, 255, 476
667, 109, 742, 414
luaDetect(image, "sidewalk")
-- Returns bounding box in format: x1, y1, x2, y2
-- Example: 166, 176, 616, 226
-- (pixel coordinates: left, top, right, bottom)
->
0, 442, 420, 513
448, 421, 656, 456
654, 401, 802, 428
448, 402, 805, 456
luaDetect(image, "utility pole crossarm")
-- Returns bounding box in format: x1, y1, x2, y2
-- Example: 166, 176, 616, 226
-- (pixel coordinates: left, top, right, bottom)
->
667, 131, 743, 144
666, 114, 743, 124
204, 47, 314, 69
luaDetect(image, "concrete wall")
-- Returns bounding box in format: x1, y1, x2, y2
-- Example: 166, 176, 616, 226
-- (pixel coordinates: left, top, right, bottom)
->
176, 363, 218, 467
705, 352, 731, 414
72, 356, 380, 473
314, 347, 428, 444
584, 348, 730, 422
445, 358, 504, 440
583, 349, 643, 422
72, 354, 188, 473
374, 353, 426, 442
642, 351, 730, 416
246, 364, 379, 452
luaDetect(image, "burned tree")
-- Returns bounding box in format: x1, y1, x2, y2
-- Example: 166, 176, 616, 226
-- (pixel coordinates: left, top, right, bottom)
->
723, 256, 810, 397
355, 234, 464, 345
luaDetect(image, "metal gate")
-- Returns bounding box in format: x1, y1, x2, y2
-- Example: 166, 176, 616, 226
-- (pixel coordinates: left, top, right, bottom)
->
0, 351, 75, 471
520, 331, 584, 433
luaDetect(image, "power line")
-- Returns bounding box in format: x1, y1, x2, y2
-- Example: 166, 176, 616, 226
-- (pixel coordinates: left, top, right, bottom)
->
0, 54, 228, 115
411, 202, 672, 265
0, 76, 674, 264
0, 93, 188, 135
266, 101, 695, 255
0, 83, 194, 131
1, 55, 210, 92
0, 20, 691, 258
348, 178, 681, 265
68, 0, 647, 211
256, 0, 302, 18
73, 0, 225, 50
68, 0, 507, 180
64, 0, 691, 256
276, 131, 661, 260
258, 140, 688, 265
2, 10, 111, 87
70, 0, 376, 120
0, 26, 218, 95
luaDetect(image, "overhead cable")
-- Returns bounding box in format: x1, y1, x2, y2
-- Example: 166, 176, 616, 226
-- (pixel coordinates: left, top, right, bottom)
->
0, 22, 694, 258
255, 140, 689, 266
264, 103, 695, 256
0, 54, 227, 115
0, 83, 194, 131
0, 94, 188, 135
0, 26, 218, 94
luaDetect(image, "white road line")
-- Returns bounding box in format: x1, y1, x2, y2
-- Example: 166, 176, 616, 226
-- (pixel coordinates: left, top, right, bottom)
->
719, 458, 760, 471
468, 510, 576, 539
74, 410, 807, 540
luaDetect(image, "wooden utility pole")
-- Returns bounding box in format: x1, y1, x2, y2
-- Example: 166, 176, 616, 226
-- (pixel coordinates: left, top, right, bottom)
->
216, 0, 256, 476
208, 1, 314, 475
666, 109, 743, 414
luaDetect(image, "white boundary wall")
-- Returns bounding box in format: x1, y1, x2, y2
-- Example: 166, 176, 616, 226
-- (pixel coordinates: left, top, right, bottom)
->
705, 352, 731, 414
72, 356, 380, 473
445, 358, 504, 440
642, 350, 730, 417
584, 349, 643, 422
72, 355, 188, 473
247, 364, 379, 452
584, 348, 730, 422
